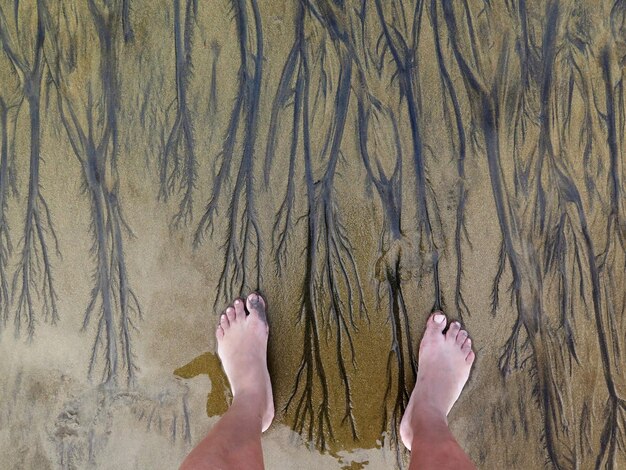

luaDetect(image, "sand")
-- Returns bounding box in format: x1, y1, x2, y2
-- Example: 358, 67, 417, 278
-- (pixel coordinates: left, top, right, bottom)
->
0, 0, 624, 468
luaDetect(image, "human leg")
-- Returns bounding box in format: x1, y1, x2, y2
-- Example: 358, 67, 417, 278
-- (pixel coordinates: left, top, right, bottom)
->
180, 293, 274, 470
400, 312, 476, 470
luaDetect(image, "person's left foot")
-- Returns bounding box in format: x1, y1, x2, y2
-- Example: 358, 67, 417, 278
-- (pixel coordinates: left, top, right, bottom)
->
216, 293, 274, 431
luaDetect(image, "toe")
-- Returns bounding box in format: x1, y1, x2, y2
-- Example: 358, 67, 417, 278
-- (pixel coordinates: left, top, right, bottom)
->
233, 299, 246, 321
466, 350, 476, 364
427, 311, 447, 334
456, 329, 468, 346
461, 337, 472, 355
447, 321, 461, 341
221, 312, 231, 329
246, 292, 267, 324
216, 325, 224, 340
225, 307, 236, 324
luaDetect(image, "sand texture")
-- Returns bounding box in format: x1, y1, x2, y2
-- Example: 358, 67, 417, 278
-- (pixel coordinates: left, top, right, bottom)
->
0, 0, 625, 468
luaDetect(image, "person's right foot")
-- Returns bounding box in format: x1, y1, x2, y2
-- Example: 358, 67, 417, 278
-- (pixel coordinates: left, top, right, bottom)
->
216, 292, 275, 431
399, 312, 475, 450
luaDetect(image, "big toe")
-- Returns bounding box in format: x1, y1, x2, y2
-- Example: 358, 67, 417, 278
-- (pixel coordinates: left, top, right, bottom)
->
425, 311, 447, 336
246, 292, 267, 324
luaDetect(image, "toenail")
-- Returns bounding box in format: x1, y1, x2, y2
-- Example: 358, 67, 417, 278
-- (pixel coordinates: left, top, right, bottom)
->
434, 314, 445, 324
453, 321, 461, 327
248, 292, 259, 304
226, 307, 234, 314
235, 299, 241, 305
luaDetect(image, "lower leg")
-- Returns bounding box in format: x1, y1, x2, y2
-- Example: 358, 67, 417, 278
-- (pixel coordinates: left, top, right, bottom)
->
401, 312, 477, 470
180, 393, 264, 470
408, 405, 475, 470
180, 293, 274, 470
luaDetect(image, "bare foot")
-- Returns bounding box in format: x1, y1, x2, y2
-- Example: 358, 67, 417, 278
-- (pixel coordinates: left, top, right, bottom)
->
216, 292, 275, 431
399, 311, 475, 450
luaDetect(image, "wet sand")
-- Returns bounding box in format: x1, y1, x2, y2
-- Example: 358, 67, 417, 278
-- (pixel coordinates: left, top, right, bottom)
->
1, 0, 625, 468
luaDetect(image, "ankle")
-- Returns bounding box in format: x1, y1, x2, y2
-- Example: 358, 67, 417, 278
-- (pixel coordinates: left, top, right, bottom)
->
410, 403, 448, 430
230, 371, 268, 398
232, 388, 267, 405
407, 407, 453, 453
229, 396, 264, 425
